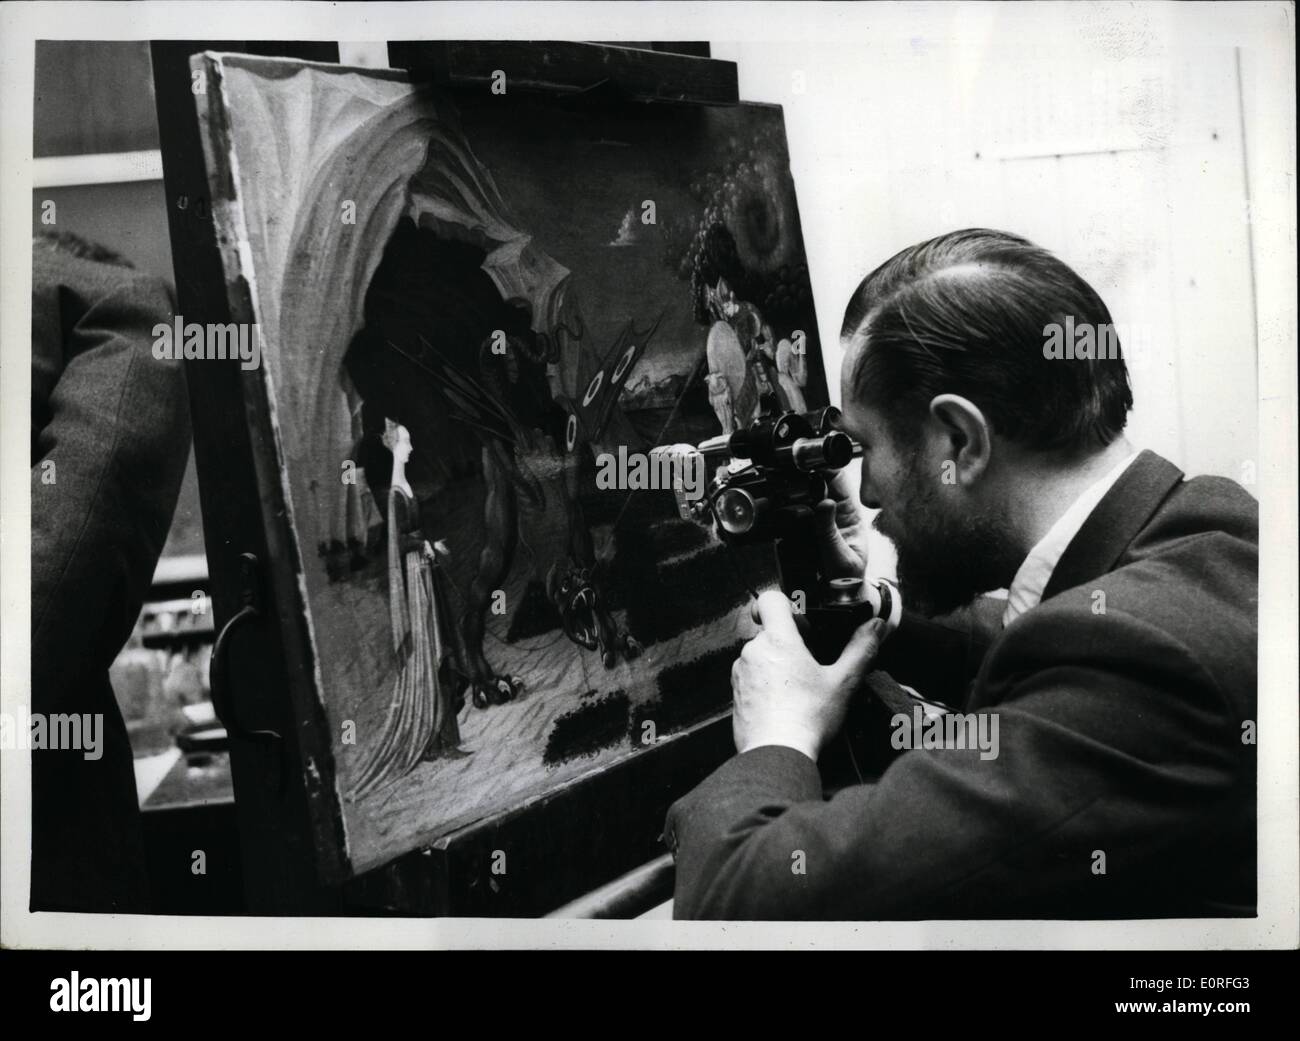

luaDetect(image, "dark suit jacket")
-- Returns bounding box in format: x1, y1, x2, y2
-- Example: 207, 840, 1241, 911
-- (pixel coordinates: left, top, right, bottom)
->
665, 450, 1258, 919
31, 243, 190, 912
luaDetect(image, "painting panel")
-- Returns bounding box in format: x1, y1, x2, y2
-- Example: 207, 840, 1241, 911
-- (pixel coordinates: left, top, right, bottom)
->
194, 53, 829, 872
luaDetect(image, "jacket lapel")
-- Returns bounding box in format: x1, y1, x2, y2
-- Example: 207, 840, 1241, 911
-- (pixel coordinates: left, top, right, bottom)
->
1040, 449, 1185, 603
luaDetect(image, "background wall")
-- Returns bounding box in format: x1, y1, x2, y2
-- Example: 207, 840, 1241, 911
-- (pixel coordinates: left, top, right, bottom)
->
32, 41, 174, 283
716, 5, 1264, 484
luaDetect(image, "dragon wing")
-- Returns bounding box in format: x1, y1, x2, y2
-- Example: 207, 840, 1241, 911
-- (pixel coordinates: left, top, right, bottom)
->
555, 310, 664, 456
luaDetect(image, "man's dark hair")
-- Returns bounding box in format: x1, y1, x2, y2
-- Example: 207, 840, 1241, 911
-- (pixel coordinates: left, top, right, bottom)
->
842, 229, 1132, 453
34, 229, 135, 269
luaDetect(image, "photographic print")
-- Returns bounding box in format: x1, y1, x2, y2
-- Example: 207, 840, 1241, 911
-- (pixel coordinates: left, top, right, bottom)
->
8, 1, 1295, 981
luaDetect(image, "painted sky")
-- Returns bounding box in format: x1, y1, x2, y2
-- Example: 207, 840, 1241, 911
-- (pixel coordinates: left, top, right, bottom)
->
456, 98, 790, 387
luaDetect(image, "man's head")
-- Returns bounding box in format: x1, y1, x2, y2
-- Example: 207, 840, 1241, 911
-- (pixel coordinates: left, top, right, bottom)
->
839, 229, 1133, 615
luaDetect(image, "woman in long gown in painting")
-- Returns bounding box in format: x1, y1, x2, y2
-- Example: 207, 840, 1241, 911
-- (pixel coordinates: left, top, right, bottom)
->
349, 420, 465, 801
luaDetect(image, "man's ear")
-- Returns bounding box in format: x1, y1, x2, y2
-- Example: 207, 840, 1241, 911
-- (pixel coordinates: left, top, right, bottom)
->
927, 394, 992, 487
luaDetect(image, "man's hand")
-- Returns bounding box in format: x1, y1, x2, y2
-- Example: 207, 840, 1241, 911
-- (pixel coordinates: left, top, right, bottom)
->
731, 590, 888, 761
815, 469, 871, 580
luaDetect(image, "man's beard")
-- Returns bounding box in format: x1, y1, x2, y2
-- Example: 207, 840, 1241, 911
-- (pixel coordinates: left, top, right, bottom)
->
876, 454, 1022, 617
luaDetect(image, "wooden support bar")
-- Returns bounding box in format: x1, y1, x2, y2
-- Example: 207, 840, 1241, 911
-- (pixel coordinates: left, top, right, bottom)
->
545, 854, 675, 919
388, 40, 738, 104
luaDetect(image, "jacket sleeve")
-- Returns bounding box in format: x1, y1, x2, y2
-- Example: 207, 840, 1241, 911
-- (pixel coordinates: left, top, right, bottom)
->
872, 597, 1003, 706
665, 606, 1247, 919
31, 270, 191, 709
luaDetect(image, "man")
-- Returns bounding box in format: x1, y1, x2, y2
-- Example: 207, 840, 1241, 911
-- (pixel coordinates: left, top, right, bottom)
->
665, 229, 1257, 919
31, 231, 191, 911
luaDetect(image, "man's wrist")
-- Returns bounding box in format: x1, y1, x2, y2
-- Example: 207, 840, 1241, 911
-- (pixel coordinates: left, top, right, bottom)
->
737, 731, 821, 763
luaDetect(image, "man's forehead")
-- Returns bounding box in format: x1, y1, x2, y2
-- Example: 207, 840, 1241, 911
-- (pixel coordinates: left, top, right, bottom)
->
837, 337, 877, 434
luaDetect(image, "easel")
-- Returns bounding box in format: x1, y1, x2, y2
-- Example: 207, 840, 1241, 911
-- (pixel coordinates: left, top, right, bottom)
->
153, 41, 749, 916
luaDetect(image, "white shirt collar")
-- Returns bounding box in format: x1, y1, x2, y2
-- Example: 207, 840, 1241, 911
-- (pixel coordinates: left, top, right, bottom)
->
1002, 450, 1140, 627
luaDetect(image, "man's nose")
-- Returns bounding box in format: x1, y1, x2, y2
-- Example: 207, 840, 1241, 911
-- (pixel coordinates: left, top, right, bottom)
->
858, 462, 881, 510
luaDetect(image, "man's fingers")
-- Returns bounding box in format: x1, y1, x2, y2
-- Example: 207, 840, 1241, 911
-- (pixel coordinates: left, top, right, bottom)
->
829, 618, 888, 688
815, 497, 858, 554
815, 498, 867, 579
750, 589, 803, 643
746, 597, 809, 636
814, 497, 842, 541
823, 468, 854, 504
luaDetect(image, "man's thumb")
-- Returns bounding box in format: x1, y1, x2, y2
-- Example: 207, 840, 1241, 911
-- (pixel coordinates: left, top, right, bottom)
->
830, 618, 887, 686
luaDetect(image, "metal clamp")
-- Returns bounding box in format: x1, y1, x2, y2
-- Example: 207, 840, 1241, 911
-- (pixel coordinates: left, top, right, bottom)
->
209, 552, 283, 746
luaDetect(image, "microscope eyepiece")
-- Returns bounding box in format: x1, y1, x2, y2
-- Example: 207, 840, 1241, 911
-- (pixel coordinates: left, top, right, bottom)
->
790, 431, 854, 471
